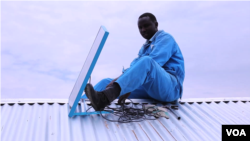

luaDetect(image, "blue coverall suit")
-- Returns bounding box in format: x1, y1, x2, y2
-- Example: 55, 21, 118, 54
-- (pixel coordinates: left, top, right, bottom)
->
83, 30, 185, 102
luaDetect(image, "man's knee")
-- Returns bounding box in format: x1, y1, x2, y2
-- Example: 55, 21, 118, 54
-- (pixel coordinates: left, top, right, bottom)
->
138, 56, 153, 64
129, 56, 155, 71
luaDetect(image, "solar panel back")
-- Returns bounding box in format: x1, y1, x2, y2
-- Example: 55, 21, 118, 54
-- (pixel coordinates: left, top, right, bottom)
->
68, 26, 109, 117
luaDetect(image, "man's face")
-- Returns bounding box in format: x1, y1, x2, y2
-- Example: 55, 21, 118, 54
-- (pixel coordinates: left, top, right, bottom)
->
138, 16, 158, 40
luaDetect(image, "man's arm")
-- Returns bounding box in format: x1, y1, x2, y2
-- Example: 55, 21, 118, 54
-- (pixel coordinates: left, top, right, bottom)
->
149, 33, 177, 67
124, 33, 177, 74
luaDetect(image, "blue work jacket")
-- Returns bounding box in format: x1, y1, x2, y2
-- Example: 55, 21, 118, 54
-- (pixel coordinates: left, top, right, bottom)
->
124, 30, 185, 98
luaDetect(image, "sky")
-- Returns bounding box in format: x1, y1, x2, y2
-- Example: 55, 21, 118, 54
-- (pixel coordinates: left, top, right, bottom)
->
1, 1, 250, 100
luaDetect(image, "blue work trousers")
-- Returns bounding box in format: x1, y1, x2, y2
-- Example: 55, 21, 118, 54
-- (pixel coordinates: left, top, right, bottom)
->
83, 56, 180, 102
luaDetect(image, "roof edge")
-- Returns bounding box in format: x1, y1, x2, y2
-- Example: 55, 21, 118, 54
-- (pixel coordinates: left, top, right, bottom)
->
0, 99, 68, 103
180, 97, 250, 102
1, 97, 250, 103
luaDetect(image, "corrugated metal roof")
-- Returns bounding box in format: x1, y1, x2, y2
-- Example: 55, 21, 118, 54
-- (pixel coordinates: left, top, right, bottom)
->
1, 97, 250, 141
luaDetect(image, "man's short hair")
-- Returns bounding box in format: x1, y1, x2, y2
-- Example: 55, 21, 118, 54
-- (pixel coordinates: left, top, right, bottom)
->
139, 13, 157, 22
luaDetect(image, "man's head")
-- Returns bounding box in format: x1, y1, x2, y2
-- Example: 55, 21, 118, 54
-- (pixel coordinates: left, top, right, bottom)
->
138, 13, 158, 40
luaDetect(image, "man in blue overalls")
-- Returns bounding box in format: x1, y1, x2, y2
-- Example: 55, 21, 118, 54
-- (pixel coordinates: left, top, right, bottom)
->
85, 13, 185, 111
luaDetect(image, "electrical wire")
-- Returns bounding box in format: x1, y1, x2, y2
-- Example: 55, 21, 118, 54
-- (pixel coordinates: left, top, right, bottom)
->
87, 99, 163, 123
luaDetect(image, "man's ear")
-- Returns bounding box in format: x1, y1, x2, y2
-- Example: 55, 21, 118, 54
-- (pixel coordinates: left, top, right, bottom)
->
155, 21, 158, 29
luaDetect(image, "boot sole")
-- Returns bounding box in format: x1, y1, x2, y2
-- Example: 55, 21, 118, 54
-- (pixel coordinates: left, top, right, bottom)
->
85, 84, 100, 111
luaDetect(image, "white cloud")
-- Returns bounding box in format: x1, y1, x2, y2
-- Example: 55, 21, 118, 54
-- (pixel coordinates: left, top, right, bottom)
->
1, 1, 250, 99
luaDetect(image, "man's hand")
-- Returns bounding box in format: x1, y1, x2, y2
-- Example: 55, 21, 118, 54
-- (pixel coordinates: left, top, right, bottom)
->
118, 92, 131, 104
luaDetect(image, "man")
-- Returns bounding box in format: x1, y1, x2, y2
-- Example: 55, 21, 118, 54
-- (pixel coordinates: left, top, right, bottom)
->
84, 12, 185, 111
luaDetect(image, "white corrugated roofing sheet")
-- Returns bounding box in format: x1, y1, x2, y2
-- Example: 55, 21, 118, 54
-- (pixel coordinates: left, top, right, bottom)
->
1, 97, 250, 141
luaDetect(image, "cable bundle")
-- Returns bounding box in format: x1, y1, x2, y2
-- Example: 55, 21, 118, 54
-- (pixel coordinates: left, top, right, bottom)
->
87, 99, 167, 123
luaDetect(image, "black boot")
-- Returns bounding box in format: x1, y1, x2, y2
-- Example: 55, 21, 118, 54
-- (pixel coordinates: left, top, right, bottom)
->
103, 82, 121, 102
84, 83, 121, 111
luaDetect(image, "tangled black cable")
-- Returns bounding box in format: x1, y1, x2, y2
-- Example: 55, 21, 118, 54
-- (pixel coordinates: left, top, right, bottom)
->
87, 99, 160, 123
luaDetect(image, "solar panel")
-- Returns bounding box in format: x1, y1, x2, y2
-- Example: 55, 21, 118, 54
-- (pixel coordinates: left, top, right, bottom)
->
68, 26, 109, 117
